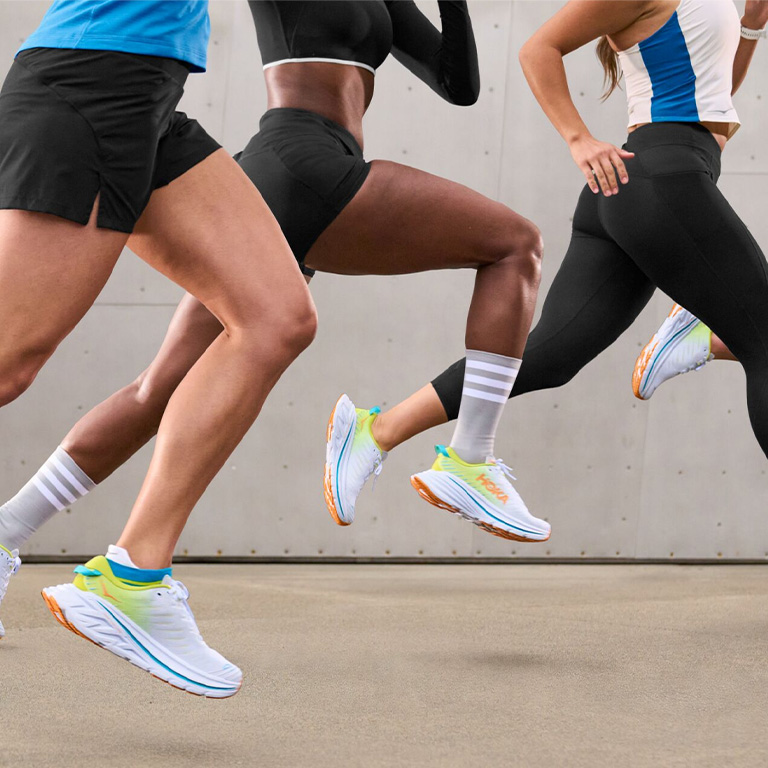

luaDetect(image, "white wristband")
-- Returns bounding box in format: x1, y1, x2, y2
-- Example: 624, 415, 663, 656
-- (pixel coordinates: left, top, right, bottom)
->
741, 24, 767, 40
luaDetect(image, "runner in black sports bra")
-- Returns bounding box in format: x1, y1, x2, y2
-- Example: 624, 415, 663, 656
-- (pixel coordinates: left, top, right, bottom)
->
2, 0, 553, 546
238, 0, 480, 275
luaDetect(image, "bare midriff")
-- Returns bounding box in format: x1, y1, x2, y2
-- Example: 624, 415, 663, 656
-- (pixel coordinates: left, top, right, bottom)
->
264, 61, 374, 150
628, 121, 729, 151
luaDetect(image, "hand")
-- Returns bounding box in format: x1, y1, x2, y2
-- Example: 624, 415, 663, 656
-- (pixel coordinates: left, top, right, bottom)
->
743, 0, 768, 30
568, 134, 634, 196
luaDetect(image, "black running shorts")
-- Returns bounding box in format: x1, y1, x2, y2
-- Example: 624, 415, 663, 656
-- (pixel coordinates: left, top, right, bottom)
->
235, 108, 372, 277
0, 48, 220, 233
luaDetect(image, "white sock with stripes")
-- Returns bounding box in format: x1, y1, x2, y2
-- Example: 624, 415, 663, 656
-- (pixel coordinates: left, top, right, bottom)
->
449, 349, 521, 464
0, 447, 95, 550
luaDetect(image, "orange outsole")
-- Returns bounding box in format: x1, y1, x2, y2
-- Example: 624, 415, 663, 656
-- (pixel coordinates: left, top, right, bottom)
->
632, 338, 658, 400
40, 590, 241, 699
410, 476, 549, 543
324, 398, 351, 527
633, 304, 682, 400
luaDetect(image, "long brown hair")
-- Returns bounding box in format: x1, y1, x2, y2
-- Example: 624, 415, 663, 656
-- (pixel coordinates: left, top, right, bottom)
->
596, 36, 621, 100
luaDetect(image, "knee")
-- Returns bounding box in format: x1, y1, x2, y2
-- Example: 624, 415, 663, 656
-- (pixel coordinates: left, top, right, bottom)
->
514, 349, 579, 396
489, 213, 543, 283
280, 299, 318, 357
0, 350, 49, 407
258, 298, 318, 363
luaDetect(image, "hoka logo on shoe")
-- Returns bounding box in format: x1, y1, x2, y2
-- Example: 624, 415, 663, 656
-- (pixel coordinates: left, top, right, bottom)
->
476, 474, 508, 504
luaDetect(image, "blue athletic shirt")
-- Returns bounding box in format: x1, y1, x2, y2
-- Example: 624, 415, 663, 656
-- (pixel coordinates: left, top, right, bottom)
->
18, 0, 210, 72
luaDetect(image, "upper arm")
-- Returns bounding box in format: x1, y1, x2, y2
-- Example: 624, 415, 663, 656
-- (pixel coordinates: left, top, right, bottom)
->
522, 0, 649, 57
385, 0, 479, 106
386, 0, 444, 67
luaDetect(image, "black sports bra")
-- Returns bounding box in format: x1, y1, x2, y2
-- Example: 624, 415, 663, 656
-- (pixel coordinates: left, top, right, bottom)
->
248, 0, 479, 105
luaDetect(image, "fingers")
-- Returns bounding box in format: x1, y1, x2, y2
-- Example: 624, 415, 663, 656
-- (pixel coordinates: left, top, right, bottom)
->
590, 149, 631, 196
582, 164, 599, 195
610, 152, 629, 185
599, 155, 619, 194
590, 161, 612, 196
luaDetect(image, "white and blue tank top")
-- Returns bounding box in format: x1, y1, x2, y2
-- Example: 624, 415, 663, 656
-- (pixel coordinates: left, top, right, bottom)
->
18, 0, 210, 72
617, 0, 740, 136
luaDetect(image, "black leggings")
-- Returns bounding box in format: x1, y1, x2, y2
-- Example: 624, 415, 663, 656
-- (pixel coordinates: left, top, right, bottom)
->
432, 122, 768, 458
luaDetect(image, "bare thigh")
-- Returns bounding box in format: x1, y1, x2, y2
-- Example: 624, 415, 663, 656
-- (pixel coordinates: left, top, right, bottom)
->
304, 160, 534, 275
129, 149, 311, 332
0, 199, 126, 400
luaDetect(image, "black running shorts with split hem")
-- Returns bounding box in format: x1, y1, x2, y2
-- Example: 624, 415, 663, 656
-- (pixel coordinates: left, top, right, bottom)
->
234, 107, 372, 277
0, 48, 221, 233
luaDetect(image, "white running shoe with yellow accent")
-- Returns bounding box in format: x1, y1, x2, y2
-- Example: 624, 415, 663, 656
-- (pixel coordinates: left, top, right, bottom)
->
324, 394, 387, 526
42, 556, 242, 697
633, 304, 713, 401
0, 544, 21, 638
410, 446, 550, 542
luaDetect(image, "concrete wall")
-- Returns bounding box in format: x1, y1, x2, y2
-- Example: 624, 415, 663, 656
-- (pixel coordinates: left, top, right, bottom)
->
1, 1, 766, 561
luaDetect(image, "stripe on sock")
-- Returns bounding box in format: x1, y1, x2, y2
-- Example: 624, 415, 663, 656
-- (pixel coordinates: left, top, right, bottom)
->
450, 350, 522, 463
31, 477, 68, 512
466, 359, 518, 376
461, 387, 509, 404
41, 467, 77, 504
0, 446, 95, 550
464, 373, 515, 391
51, 455, 89, 495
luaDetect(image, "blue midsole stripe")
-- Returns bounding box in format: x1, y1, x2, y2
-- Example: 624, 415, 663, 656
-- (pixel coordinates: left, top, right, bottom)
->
444, 475, 542, 537
642, 318, 697, 394
95, 600, 234, 691
334, 409, 355, 518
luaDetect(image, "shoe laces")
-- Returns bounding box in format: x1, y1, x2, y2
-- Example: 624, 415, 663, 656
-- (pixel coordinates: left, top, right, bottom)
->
371, 456, 384, 491
0, 555, 20, 593
687, 353, 714, 374
167, 578, 190, 602
486, 457, 517, 483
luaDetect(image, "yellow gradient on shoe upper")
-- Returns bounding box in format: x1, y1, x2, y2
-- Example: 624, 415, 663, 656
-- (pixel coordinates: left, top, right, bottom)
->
72, 556, 167, 632
0, 543, 13, 558
355, 407, 384, 453
430, 447, 511, 506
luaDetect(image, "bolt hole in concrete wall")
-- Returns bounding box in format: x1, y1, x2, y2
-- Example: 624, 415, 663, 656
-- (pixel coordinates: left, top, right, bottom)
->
0, 1, 766, 561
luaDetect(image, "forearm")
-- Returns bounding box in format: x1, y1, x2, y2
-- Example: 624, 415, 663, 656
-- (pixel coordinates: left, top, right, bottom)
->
389, 0, 479, 105
519, 41, 591, 145
733, 37, 759, 94
733, 9, 767, 94
435, 0, 480, 104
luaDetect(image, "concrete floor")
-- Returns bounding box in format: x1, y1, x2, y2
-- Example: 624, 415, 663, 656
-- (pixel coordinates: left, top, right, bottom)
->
1, 564, 766, 768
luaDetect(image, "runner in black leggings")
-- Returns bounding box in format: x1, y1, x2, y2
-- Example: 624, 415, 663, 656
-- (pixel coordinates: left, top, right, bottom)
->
321, 0, 768, 525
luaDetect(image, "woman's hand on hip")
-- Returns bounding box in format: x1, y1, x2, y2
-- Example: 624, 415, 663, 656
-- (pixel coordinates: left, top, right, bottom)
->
569, 134, 634, 196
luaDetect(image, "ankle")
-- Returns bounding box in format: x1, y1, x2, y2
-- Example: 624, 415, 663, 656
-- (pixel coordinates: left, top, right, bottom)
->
710, 333, 736, 361
113, 540, 172, 570
371, 412, 397, 453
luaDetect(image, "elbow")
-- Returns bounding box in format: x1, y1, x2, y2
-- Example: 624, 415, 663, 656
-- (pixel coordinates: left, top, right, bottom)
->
518, 39, 534, 70
446, 73, 480, 106
452, 88, 479, 107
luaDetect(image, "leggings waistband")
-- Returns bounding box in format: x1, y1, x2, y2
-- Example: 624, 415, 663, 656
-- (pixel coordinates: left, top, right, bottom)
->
624, 122, 722, 175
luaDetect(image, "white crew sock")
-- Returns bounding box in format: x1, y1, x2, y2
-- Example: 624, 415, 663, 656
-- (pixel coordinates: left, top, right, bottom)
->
0, 447, 95, 550
449, 349, 521, 464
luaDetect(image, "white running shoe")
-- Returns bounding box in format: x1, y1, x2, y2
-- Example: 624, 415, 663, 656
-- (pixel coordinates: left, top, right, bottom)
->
0, 544, 21, 638
42, 556, 242, 697
411, 446, 551, 542
324, 394, 387, 525
633, 304, 713, 401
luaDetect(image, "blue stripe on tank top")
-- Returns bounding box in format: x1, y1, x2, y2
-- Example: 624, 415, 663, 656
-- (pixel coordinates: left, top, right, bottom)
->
639, 12, 699, 122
